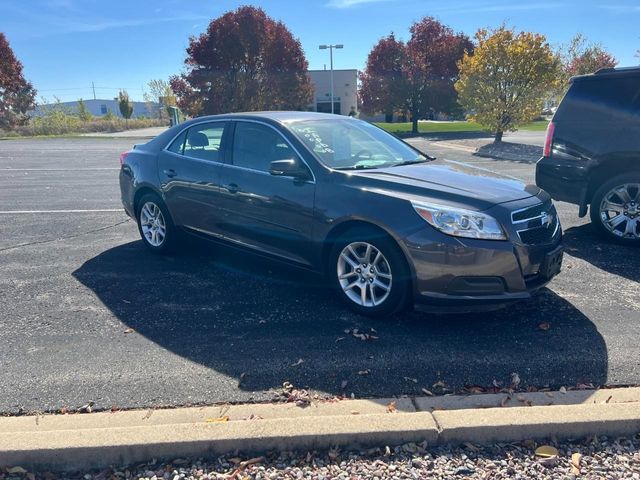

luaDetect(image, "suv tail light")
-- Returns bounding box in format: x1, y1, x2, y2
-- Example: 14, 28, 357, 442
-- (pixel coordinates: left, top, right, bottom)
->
543, 122, 555, 157
119, 151, 130, 166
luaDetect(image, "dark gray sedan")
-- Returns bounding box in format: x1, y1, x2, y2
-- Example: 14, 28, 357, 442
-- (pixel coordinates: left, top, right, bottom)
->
119, 112, 563, 317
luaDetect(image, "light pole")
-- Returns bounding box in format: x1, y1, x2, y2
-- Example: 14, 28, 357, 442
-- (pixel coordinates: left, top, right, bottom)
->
319, 44, 343, 114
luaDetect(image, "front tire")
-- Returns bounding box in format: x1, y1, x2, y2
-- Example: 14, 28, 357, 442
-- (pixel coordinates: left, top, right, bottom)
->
329, 227, 411, 317
136, 193, 178, 254
590, 174, 640, 246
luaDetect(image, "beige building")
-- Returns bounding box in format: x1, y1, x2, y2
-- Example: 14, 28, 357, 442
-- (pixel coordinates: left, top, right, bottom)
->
308, 69, 358, 116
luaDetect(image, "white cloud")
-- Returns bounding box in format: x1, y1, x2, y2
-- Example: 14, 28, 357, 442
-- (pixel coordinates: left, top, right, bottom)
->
326, 0, 395, 8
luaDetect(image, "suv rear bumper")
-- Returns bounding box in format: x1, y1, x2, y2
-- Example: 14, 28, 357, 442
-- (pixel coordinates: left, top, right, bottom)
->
536, 156, 588, 206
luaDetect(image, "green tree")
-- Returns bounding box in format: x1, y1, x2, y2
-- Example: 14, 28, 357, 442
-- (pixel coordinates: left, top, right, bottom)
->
76, 98, 92, 122
117, 90, 133, 127
456, 26, 559, 143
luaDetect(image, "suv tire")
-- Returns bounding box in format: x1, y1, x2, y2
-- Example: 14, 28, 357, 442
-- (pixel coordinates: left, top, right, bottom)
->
590, 173, 640, 246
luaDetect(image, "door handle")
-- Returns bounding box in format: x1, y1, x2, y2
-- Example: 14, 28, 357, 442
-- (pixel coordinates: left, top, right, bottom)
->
163, 169, 177, 178
223, 183, 239, 194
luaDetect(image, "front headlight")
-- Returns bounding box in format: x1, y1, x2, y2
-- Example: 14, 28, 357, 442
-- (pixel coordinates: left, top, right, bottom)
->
411, 200, 507, 240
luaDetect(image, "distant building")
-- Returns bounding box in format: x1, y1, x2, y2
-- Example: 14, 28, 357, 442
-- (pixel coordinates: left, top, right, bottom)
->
307, 69, 358, 116
32, 99, 161, 119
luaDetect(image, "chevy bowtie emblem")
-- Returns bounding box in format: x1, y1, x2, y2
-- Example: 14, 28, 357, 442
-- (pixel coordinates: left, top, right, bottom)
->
541, 211, 553, 228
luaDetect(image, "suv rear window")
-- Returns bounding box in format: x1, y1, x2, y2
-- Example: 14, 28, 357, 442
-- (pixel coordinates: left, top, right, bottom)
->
557, 77, 640, 122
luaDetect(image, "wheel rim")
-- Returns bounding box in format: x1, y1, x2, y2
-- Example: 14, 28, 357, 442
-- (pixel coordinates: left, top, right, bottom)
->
337, 241, 392, 308
140, 201, 166, 247
599, 183, 640, 239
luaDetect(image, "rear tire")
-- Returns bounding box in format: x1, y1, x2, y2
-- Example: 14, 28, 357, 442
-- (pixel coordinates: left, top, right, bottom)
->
136, 193, 179, 254
329, 227, 411, 317
590, 173, 640, 246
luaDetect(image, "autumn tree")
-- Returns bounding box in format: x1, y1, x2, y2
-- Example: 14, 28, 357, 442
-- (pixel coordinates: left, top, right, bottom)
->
562, 34, 617, 77
0, 32, 36, 130
456, 26, 559, 143
118, 90, 133, 126
170, 6, 313, 116
359, 34, 406, 122
143, 79, 175, 120
403, 18, 473, 133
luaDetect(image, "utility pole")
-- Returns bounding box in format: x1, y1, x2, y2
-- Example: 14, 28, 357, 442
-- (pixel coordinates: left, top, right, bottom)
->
319, 44, 344, 114
92, 82, 96, 100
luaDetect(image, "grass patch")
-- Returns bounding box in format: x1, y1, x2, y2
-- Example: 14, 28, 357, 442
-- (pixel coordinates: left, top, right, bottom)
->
375, 120, 548, 135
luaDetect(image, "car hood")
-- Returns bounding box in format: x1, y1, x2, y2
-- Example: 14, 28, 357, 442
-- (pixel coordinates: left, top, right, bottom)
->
345, 159, 540, 210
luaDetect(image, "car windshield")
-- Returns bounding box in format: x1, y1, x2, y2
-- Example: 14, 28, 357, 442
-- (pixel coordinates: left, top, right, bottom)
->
288, 119, 427, 170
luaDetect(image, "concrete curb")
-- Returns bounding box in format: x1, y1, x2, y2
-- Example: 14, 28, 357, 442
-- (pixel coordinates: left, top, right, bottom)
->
2, 388, 640, 471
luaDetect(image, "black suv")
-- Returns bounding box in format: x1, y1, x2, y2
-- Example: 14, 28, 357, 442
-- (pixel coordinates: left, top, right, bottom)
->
536, 66, 640, 245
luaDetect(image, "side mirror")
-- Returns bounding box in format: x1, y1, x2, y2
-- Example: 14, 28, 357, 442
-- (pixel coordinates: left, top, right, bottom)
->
269, 159, 311, 180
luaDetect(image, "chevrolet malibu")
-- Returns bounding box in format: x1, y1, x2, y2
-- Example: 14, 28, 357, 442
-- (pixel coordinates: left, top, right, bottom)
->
119, 112, 563, 317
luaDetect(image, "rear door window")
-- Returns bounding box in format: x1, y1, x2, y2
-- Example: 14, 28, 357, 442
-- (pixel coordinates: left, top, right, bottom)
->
183, 122, 227, 162
167, 129, 187, 154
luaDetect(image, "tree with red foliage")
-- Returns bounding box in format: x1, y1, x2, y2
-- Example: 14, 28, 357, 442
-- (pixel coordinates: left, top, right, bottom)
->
359, 34, 406, 122
359, 18, 472, 133
170, 6, 312, 116
403, 18, 473, 133
0, 33, 36, 130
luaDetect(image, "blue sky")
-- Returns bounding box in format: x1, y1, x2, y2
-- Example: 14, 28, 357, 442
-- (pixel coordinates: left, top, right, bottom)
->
2, 0, 639, 102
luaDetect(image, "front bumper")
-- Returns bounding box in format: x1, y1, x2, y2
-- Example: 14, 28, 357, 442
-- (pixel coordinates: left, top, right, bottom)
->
403, 200, 563, 312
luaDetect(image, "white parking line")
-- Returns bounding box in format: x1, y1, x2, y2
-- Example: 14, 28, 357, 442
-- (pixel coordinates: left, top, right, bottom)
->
0, 168, 120, 171
0, 209, 123, 214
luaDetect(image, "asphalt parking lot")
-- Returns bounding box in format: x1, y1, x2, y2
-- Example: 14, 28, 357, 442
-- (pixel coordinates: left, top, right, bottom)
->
1, 135, 639, 414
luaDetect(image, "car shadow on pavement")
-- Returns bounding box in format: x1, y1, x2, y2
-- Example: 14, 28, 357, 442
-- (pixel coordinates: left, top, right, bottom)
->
73, 238, 608, 399
563, 224, 640, 283
474, 142, 542, 164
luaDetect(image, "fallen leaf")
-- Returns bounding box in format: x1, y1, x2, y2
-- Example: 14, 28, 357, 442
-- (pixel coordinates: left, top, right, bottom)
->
464, 385, 485, 394
340, 380, 349, 389
258, 319, 267, 324
78, 401, 94, 413
350, 411, 360, 415
559, 386, 567, 394
500, 395, 511, 407
239, 372, 247, 381
538, 322, 551, 331
328, 448, 340, 459
538, 456, 558, 467
7, 467, 28, 475
525, 400, 533, 407
335, 337, 346, 343
403, 377, 417, 383
510, 372, 521, 389
545, 392, 554, 398
290, 358, 304, 367
492, 379, 502, 389
523, 439, 536, 449
122, 299, 131, 304
206, 416, 229, 423
386, 401, 397, 413
421, 388, 434, 396
357, 369, 370, 376
123, 328, 135, 334
432, 380, 447, 389
571, 453, 582, 475
535, 445, 559, 458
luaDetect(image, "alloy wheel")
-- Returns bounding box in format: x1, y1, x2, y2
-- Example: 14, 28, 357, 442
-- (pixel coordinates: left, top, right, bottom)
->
599, 183, 640, 240
337, 241, 393, 307
140, 201, 167, 247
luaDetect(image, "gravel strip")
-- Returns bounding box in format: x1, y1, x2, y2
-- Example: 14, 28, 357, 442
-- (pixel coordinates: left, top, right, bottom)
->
4, 435, 640, 480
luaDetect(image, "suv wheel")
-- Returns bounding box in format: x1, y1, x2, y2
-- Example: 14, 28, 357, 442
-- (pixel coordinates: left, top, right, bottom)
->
329, 228, 411, 317
590, 173, 640, 245
136, 193, 178, 254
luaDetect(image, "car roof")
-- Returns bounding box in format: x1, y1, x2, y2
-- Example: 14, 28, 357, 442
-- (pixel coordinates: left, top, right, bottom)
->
571, 66, 640, 83
185, 111, 347, 124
